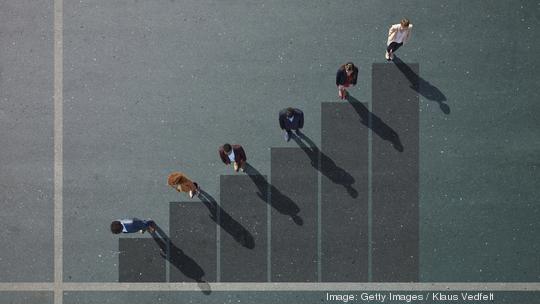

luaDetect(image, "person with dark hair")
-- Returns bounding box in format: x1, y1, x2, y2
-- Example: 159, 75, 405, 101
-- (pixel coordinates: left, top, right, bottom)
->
110, 218, 156, 234
167, 171, 200, 198
386, 18, 413, 61
336, 62, 358, 99
218, 143, 247, 172
278, 107, 304, 142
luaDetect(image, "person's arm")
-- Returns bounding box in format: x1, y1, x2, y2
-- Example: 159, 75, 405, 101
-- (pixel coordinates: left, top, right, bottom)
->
218, 149, 229, 164
387, 24, 398, 45
238, 146, 247, 162
351, 68, 358, 85
336, 69, 344, 86
278, 111, 286, 129
404, 25, 413, 44
388, 24, 398, 36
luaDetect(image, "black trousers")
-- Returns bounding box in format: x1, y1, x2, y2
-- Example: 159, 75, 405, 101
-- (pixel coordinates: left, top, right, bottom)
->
387, 42, 403, 53
285, 128, 300, 133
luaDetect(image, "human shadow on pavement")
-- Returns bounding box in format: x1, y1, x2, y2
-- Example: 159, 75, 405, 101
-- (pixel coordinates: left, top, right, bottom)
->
151, 225, 211, 295
393, 55, 450, 114
197, 189, 255, 249
347, 95, 404, 152
292, 134, 358, 198
244, 163, 304, 225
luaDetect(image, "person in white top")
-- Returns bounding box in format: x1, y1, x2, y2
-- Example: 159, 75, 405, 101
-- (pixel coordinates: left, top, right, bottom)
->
386, 18, 413, 61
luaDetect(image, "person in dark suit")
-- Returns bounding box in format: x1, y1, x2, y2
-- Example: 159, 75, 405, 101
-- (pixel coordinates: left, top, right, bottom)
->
279, 107, 304, 142
336, 62, 358, 100
218, 143, 247, 172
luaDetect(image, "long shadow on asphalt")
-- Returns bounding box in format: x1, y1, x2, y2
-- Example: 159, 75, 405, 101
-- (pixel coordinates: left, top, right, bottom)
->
151, 225, 211, 295
244, 163, 304, 226
198, 189, 255, 249
347, 95, 404, 152
393, 55, 450, 114
292, 133, 359, 198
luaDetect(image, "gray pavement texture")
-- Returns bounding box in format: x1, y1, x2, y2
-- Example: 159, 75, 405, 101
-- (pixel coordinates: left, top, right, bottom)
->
1, 0, 540, 303
0, 292, 52, 304
0, 0, 54, 282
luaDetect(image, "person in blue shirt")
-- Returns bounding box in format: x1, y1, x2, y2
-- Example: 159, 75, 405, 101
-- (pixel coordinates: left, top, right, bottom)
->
110, 218, 156, 234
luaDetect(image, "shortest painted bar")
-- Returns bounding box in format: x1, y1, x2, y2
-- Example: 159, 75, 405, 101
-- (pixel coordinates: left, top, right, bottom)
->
119, 238, 166, 282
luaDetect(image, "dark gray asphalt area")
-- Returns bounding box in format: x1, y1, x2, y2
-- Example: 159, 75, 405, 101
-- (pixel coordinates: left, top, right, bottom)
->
1, 0, 539, 302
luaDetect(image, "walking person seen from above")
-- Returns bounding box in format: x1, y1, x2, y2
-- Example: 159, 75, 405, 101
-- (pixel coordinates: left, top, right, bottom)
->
167, 171, 200, 198
110, 218, 156, 234
279, 107, 304, 142
336, 62, 358, 100
386, 18, 413, 61
219, 143, 247, 173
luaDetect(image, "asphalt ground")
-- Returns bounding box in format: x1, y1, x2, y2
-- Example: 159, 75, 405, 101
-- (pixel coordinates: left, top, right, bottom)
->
1, 0, 539, 303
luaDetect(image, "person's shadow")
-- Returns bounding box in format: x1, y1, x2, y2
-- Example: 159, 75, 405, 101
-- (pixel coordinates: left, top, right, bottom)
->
292, 134, 358, 198
150, 225, 211, 295
197, 189, 255, 249
393, 55, 450, 114
347, 95, 404, 152
244, 164, 304, 226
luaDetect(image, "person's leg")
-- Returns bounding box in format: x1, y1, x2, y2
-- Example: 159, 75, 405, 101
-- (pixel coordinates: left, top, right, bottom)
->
284, 128, 292, 141
338, 85, 345, 99
387, 42, 403, 60
338, 85, 350, 99
233, 162, 239, 172
237, 160, 246, 172
294, 128, 303, 137
146, 220, 156, 233
141, 220, 156, 233
192, 182, 200, 197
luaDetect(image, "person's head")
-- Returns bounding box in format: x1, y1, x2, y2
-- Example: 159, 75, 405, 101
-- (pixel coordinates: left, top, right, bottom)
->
110, 221, 123, 234
223, 143, 232, 155
286, 107, 295, 118
400, 18, 410, 28
345, 62, 355, 75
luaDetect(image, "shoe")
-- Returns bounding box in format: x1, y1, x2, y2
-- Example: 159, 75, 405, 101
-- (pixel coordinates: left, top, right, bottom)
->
147, 222, 156, 233
189, 191, 194, 198
389, 50, 394, 61
385, 51, 390, 61
284, 132, 291, 142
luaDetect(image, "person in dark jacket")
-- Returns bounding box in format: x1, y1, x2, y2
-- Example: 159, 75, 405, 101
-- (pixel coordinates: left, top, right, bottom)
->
279, 107, 304, 142
336, 62, 358, 100
218, 143, 247, 172
110, 218, 156, 234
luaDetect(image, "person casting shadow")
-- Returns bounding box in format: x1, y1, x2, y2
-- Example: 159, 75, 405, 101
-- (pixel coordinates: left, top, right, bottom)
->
292, 134, 359, 198
393, 55, 450, 114
150, 225, 211, 295
243, 164, 304, 226
197, 189, 255, 249
347, 95, 404, 152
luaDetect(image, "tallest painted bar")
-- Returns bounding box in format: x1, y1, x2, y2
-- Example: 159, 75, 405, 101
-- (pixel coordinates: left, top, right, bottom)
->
371, 60, 420, 282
